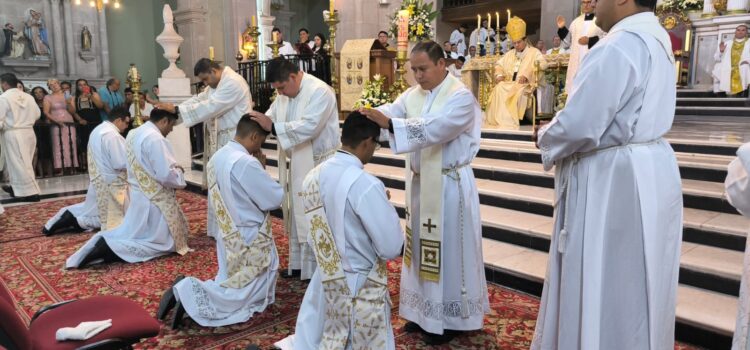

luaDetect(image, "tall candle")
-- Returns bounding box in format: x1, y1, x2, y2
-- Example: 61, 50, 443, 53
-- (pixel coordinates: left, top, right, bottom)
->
684, 29, 692, 52
272, 32, 278, 43
487, 13, 491, 29
507, 9, 511, 23
330, 0, 334, 14
398, 9, 409, 51
477, 14, 481, 29
495, 12, 500, 34
209, 46, 214, 60
675, 61, 681, 83
251, 15, 256, 27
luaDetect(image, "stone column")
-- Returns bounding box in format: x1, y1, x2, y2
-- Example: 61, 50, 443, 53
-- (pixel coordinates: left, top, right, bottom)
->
703, 0, 717, 17
49, 0, 66, 76
63, 0, 76, 76
258, 0, 274, 60
727, 0, 749, 14
97, 8, 110, 77
174, 0, 209, 80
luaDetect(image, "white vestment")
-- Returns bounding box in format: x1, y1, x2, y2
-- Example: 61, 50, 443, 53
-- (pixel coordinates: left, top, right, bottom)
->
534, 13, 682, 349
0, 88, 40, 197
562, 14, 605, 93
376, 74, 489, 334
727, 143, 750, 350
277, 152, 404, 350
180, 66, 253, 239
546, 47, 569, 55
450, 29, 467, 55
45, 121, 128, 230
712, 39, 750, 94
66, 122, 188, 268
267, 73, 340, 280
173, 141, 283, 327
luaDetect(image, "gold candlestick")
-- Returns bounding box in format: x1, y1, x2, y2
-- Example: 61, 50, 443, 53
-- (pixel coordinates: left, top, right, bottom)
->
266, 40, 281, 58
392, 50, 409, 98
324, 10, 340, 95
247, 26, 261, 60
127, 63, 144, 128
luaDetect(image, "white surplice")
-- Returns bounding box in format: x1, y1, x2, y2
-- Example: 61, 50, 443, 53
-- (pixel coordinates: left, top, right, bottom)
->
277, 152, 403, 350
0, 87, 40, 197
562, 14, 605, 93
533, 13, 683, 350
66, 122, 187, 268
173, 141, 283, 327
712, 39, 750, 95
450, 29, 467, 56
267, 73, 340, 280
45, 121, 128, 230
180, 66, 253, 239
727, 143, 750, 350
376, 74, 489, 334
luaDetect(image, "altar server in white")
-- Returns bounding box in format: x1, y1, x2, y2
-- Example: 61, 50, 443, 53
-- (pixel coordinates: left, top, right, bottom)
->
157, 115, 283, 329
66, 109, 190, 268
557, 0, 605, 93
0, 73, 40, 202
156, 58, 253, 239
713, 25, 750, 96
43, 107, 131, 235
361, 41, 488, 345
250, 58, 340, 281
275, 112, 404, 350
532, 1, 683, 348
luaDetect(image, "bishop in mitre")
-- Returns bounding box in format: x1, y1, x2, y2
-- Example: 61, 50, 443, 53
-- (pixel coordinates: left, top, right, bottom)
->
485, 16, 548, 130
250, 58, 340, 280
361, 41, 488, 345
43, 107, 131, 235
532, 1, 683, 348
557, 0, 605, 93
713, 25, 750, 96
275, 112, 404, 350
727, 143, 750, 350
157, 116, 282, 329
66, 109, 190, 269
155, 58, 253, 239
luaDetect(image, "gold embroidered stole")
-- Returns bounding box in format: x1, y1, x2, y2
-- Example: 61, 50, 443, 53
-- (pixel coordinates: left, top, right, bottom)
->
207, 153, 275, 289
87, 137, 127, 231
301, 165, 389, 349
403, 74, 463, 282
731, 39, 748, 95
126, 132, 190, 255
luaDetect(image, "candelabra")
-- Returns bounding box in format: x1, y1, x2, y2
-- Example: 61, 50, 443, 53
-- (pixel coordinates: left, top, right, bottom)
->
324, 10, 340, 95
127, 64, 144, 128
242, 25, 262, 61
391, 50, 409, 98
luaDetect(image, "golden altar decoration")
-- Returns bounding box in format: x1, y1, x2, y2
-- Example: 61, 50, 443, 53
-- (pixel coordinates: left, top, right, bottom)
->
460, 56, 498, 111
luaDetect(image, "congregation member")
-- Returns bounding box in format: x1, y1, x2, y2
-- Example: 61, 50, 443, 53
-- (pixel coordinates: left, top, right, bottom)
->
99, 78, 125, 119
546, 35, 569, 55
0, 73, 40, 202
531, 0, 683, 347
557, 0, 605, 92
66, 109, 189, 269
44, 78, 79, 175
360, 40, 488, 345
713, 24, 750, 97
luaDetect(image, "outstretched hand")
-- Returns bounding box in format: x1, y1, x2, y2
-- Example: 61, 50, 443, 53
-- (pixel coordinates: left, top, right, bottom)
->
154, 102, 176, 113
556, 15, 566, 29
248, 111, 274, 133
358, 108, 390, 129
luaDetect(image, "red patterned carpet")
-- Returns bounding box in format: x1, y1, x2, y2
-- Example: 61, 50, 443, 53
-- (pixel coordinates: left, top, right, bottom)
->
0, 191, 701, 349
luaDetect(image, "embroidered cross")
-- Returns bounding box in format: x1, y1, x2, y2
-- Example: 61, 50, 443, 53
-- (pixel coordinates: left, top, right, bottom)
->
423, 218, 437, 233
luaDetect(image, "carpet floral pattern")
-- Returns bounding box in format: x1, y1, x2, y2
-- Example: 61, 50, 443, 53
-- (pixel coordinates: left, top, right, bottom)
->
0, 191, 701, 349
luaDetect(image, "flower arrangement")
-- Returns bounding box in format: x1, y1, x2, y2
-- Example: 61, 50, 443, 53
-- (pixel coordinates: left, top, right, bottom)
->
388, 0, 438, 42
353, 74, 392, 109
659, 0, 703, 11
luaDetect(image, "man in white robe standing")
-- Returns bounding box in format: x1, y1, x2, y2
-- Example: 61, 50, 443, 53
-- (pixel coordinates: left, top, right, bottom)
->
66, 109, 190, 268
557, 0, 605, 93
43, 107, 131, 235
251, 57, 340, 281
712, 25, 750, 96
157, 115, 282, 330
450, 24, 468, 56
531, 1, 683, 348
0, 73, 40, 202
360, 41, 488, 345
275, 112, 403, 350
155, 58, 253, 239
726, 143, 750, 350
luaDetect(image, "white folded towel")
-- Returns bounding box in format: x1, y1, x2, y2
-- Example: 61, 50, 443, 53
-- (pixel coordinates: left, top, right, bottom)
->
56, 319, 112, 341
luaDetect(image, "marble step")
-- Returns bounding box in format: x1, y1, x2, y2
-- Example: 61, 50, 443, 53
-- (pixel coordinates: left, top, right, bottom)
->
482, 239, 739, 338
677, 97, 748, 108
676, 90, 716, 98
675, 106, 750, 117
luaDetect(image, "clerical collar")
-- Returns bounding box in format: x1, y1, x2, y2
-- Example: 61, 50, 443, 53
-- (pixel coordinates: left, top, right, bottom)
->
336, 149, 364, 168
584, 13, 595, 21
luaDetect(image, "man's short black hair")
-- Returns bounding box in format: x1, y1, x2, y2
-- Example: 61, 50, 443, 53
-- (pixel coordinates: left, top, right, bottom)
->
106, 78, 118, 87
124, 87, 133, 94
194, 58, 223, 76
107, 106, 131, 122
299, 28, 309, 34
457, 56, 466, 63
236, 114, 270, 138
149, 108, 179, 123
444, 40, 451, 45
411, 41, 446, 65
272, 27, 281, 33
341, 111, 381, 148
0, 73, 19, 88
634, 0, 658, 9
266, 57, 300, 83
60, 81, 71, 88
460, 23, 468, 29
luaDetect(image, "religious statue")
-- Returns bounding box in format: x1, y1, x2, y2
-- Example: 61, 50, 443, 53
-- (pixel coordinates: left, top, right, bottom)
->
3, 23, 26, 58
81, 26, 92, 51
24, 9, 50, 57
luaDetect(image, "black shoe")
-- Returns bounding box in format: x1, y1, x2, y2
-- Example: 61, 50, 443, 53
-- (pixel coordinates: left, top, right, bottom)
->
170, 301, 186, 330
42, 227, 51, 236
422, 330, 462, 345
403, 321, 425, 334
280, 269, 301, 279
79, 238, 122, 268
48, 210, 82, 235
245, 346, 261, 350
16, 194, 39, 203
156, 275, 185, 320
1, 185, 14, 197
